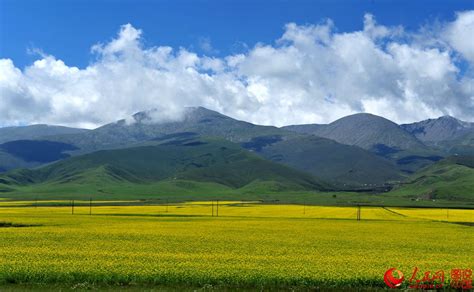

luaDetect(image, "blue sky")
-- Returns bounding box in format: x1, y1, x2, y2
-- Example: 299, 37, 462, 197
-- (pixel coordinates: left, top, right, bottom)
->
1, 0, 473, 69
1, 0, 474, 128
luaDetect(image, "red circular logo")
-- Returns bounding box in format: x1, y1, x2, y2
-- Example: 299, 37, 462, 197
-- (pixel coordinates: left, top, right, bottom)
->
384, 268, 404, 288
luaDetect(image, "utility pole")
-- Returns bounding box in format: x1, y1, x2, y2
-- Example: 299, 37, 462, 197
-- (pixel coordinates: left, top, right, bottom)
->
357, 205, 361, 221
216, 200, 219, 217
212, 201, 214, 217
89, 198, 92, 215
71, 200, 75, 215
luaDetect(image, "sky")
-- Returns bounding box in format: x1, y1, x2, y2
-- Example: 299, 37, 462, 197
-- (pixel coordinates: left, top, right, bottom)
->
1, 0, 474, 129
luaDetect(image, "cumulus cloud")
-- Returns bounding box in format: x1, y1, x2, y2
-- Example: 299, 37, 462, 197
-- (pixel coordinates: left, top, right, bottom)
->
444, 10, 474, 63
1, 13, 474, 129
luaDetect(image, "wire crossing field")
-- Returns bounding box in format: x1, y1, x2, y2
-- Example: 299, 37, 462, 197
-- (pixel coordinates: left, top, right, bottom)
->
0, 201, 473, 289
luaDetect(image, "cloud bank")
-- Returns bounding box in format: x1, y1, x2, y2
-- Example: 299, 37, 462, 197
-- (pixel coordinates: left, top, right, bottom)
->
1, 12, 474, 128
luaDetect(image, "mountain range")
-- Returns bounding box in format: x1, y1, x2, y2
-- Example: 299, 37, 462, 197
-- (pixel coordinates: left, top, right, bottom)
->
401, 116, 474, 144
284, 113, 425, 151
0, 124, 88, 144
0, 107, 473, 200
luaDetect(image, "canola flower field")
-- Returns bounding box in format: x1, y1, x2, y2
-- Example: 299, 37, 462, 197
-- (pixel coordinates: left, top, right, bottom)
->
0, 200, 473, 289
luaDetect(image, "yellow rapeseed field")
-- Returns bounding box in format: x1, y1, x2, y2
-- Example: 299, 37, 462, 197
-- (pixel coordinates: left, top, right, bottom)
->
0, 201, 472, 288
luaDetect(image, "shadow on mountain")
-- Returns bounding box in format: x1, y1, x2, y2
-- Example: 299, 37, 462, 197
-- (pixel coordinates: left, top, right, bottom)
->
0, 140, 78, 163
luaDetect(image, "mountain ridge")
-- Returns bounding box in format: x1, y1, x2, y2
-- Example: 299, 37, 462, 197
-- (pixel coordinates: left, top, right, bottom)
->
0, 124, 89, 144
389, 155, 474, 201
283, 113, 426, 151
1, 108, 472, 189
0, 137, 330, 196
401, 115, 474, 145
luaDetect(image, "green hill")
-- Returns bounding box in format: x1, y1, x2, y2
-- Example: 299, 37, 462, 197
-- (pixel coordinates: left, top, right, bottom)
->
30, 108, 403, 187
436, 132, 474, 156
389, 156, 474, 201
284, 114, 446, 175
249, 135, 403, 187
0, 138, 329, 198
0, 125, 88, 172
284, 113, 426, 151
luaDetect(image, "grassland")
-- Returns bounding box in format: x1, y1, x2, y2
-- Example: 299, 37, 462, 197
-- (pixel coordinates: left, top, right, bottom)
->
3, 183, 474, 209
389, 157, 474, 201
0, 201, 473, 290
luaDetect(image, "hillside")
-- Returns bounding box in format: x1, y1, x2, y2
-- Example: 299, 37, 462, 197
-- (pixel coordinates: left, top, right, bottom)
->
433, 131, 474, 156
242, 135, 403, 186
0, 137, 329, 197
47, 107, 285, 152
283, 113, 445, 174
0, 125, 88, 173
5, 109, 471, 188
16, 108, 402, 187
0, 107, 291, 172
0, 151, 41, 172
0, 140, 79, 172
389, 156, 474, 201
401, 116, 474, 144
0, 124, 88, 144
283, 113, 425, 150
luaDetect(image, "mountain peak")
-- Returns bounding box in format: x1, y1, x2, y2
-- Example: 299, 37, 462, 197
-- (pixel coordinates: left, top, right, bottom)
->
284, 112, 424, 150
333, 113, 395, 125
129, 106, 227, 125
436, 115, 462, 124
401, 115, 473, 143
438, 115, 457, 120
345, 112, 380, 118
186, 106, 228, 119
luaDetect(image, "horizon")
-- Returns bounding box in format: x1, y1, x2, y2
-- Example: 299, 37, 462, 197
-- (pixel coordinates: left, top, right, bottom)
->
0, 106, 470, 130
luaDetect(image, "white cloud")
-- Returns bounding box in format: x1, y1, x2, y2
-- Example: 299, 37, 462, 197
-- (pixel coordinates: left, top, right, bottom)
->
1, 13, 474, 129
444, 11, 474, 63
198, 37, 219, 55
91, 23, 143, 57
